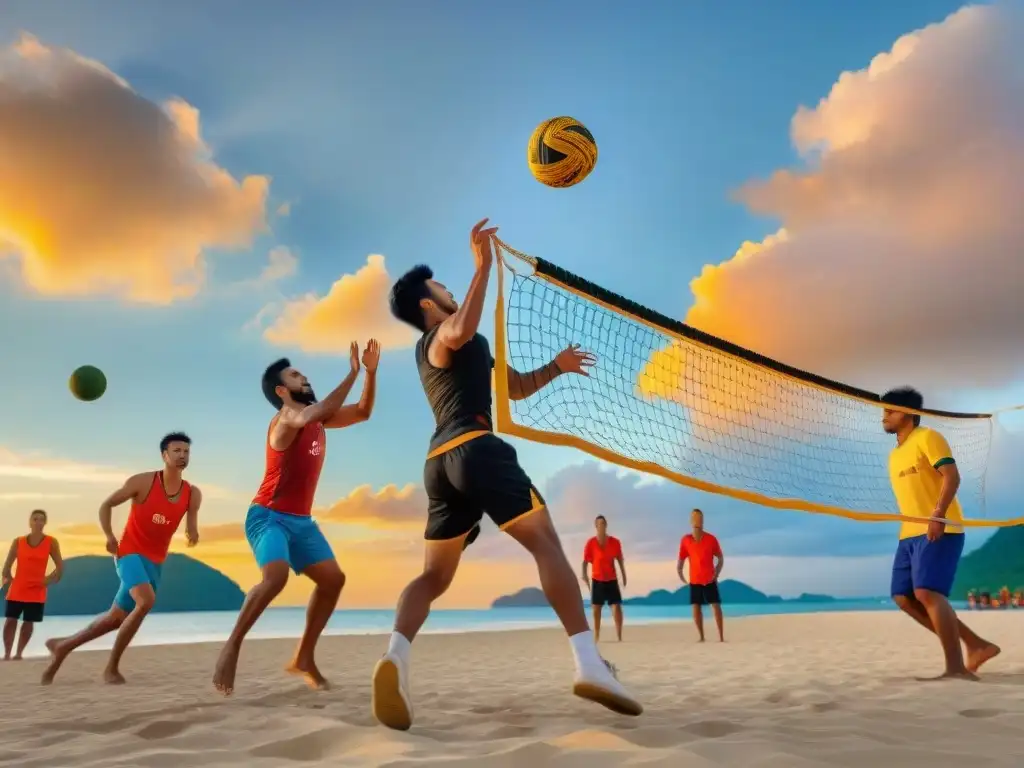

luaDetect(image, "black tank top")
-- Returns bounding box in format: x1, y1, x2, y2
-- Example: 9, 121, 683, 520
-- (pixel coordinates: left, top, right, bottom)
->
416, 327, 494, 452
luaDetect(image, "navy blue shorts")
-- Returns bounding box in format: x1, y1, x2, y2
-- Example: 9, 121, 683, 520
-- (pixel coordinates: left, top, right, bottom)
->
890, 533, 964, 598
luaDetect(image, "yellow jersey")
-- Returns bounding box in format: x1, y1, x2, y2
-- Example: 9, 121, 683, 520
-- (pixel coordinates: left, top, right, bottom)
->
888, 426, 963, 540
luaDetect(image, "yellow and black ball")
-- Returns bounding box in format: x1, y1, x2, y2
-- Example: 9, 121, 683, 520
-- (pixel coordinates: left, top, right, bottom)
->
69, 365, 107, 402
527, 116, 598, 188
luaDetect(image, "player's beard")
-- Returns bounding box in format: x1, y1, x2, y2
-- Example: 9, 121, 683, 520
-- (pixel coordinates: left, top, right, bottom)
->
292, 386, 317, 406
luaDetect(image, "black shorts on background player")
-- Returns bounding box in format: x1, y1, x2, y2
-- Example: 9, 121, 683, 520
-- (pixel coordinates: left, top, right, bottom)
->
424, 433, 544, 541
591, 579, 622, 606
4, 600, 44, 623
689, 582, 721, 606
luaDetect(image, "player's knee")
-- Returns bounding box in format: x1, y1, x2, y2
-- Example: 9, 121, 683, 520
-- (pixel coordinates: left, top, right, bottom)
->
421, 567, 455, 597
315, 565, 345, 595
892, 593, 913, 610
261, 562, 290, 594
133, 592, 156, 613
913, 587, 942, 606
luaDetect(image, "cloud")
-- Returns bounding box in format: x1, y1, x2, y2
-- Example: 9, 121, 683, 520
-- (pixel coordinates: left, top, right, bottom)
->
0, 492, 78, 503
0, 446, 240, 501
318, 483, 426, 530
0, 33, 270, 304
678, 4, 1024, 392
0, 446, 127, 485
228, 246, 298, 292
542, 462, 899, 559
257, 254, 418, 354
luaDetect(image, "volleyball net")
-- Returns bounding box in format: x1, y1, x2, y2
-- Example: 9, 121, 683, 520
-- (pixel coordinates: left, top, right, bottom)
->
491, 238, 1020, 527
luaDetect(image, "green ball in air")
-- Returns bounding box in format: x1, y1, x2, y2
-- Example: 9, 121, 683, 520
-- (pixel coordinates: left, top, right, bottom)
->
69, 365, 107, 402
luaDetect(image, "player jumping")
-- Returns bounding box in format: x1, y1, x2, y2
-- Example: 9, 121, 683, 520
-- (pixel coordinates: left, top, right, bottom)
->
41, 433, 201, 685
374, 219, 643, 731
212, 340, 380, 695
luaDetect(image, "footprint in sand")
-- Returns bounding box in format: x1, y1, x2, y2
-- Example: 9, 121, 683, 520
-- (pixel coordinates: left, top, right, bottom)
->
135, 721, 192, 740
959, 708, 1003, 719
681, 720, 744, 738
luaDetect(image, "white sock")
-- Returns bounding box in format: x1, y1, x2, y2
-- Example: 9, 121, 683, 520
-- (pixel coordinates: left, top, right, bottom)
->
387, 631, 411, 666
568, 630, 604, 674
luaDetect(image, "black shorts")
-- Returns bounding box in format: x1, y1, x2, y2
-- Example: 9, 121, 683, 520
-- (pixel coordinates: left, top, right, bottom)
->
591, 579, 622, 606
689, 582, 721, 606
4, 600, 44, 623
424, 433, 545, 541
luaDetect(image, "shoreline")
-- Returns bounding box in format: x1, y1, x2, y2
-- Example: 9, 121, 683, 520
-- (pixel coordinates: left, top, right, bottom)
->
11, 603, 900, 660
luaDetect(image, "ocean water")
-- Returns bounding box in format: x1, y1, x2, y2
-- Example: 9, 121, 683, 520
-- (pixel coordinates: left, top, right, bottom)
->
10, 600, 898, 659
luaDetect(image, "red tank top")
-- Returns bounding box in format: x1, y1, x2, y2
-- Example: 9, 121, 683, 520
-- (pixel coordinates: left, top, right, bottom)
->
252, 419, 326, 517
118, 472, 191, 564
8, 535, 52, 603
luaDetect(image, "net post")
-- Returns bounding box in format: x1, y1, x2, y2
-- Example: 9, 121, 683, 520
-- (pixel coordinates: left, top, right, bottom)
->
491, 236, 515, 434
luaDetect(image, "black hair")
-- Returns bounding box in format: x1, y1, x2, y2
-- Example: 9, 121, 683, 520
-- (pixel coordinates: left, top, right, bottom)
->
595, 515, 607, 523
30, 509, 47, 522
262, 358, 291, 409
159, 432, 192, 453
881, 386, 923, 427
389, 264, 434, 332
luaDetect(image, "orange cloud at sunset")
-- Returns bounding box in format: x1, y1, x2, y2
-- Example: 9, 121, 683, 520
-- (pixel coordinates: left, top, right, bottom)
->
259, 254, 417, 354
678, 4, 1024, 392
0, 34, 270, 304
318, 483, 426, 530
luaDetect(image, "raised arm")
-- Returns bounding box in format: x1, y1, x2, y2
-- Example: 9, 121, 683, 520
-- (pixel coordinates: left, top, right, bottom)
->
430, 219, 498, 364
507, 344, 596, 401
1, 538, 17, 588
45, 539, 64, 586
100, 473, 148, 554
326, 340, 380, 429
186, 486, 203, 547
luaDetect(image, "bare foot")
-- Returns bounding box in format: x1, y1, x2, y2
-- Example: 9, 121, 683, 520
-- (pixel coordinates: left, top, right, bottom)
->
213, 643, 240, 696
12, 655, 22, 661
103, 669, 126, 685
966, 643, 1001, 673
916, 670, 979, 682
40, 641, 69, 685
285, 659, 330, 690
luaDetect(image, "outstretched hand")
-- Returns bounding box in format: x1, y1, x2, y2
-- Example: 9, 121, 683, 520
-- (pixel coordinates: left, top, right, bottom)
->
348, 341, 360, 374
362, 339, 381, 372
470, 218, 499, 271
554, 344, 597, 376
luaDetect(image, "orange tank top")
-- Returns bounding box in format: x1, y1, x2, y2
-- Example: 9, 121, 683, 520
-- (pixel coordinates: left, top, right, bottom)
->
118, 472, 191, 565
7, 535, 52, 604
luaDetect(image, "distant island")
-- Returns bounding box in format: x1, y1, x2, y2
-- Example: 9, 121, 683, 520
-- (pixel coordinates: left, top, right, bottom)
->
1, 553, 245, 615
491, 580, 846, 609
951, 525, 1024, 595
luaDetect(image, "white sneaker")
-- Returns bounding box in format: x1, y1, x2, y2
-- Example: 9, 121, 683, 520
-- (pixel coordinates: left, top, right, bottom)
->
372, 653, 414, 731
573, 658, 643, 716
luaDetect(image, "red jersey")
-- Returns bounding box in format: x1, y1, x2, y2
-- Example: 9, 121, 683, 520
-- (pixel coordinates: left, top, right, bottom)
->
7, 535, 52, 603
678, 532, 722, 586
584, 535, 622, 582
118, 472, 191, 564
252, 419, 326, 517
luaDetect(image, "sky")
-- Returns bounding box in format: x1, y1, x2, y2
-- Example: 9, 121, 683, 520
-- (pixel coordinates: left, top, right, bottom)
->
2, 0, 1023, 608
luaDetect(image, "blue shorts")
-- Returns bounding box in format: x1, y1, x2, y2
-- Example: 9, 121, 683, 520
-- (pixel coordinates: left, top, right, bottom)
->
891, 533, 964, 598
114, 554, 162, 612
245, 504, 335, 574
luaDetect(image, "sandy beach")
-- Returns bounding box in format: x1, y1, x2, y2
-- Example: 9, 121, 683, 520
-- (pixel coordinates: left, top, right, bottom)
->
2, 611, 1023, 767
